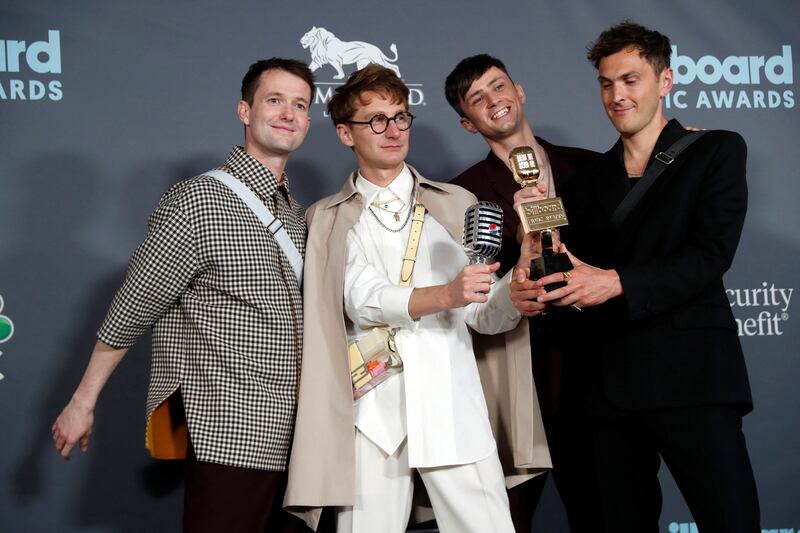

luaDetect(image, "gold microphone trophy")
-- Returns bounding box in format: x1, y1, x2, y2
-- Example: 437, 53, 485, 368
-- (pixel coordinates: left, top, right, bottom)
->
509, 146, 573, 291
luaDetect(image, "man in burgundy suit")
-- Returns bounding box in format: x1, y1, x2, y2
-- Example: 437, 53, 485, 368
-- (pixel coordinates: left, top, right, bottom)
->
445, 54, 600, 533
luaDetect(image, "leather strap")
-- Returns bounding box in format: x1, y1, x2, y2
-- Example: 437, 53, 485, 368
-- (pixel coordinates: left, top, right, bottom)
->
610, 130, 708, 230
399, 200, 426, 286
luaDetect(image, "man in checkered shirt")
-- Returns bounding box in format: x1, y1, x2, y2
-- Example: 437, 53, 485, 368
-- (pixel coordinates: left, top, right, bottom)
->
52, 58, 314, 532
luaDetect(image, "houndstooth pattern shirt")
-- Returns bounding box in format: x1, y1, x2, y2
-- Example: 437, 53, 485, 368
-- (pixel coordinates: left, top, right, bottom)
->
98, 146, 305, 471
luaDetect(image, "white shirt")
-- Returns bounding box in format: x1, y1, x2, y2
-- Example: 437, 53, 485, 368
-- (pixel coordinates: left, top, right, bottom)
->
344, 164, 521, 468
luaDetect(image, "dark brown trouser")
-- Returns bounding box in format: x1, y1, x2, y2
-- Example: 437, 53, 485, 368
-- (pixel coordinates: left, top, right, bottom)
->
183, 442, 311, 533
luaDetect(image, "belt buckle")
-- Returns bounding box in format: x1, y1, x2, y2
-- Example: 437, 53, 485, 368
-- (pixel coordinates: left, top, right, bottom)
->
655, 152, 674, 165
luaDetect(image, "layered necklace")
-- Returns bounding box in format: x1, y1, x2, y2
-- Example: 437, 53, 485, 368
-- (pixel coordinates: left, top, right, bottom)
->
368, 186, 415, 233
370, 192, 404, 221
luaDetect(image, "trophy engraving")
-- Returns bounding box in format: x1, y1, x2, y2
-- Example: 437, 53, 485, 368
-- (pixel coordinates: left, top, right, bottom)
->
517, 198, 569, 233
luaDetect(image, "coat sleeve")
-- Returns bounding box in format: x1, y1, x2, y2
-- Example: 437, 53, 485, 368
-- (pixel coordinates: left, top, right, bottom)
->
464, 268, 522, 334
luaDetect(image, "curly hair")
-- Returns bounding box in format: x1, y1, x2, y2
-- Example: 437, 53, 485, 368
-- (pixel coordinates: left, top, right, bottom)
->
587, 21, 671, 74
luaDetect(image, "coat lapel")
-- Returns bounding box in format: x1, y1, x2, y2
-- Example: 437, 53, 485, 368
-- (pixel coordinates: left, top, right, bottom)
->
411, 166, 465, 242
605, 120, 689, 255
593, 138, 631, 223
484, 153, 518, 210
323, 171, 363, 270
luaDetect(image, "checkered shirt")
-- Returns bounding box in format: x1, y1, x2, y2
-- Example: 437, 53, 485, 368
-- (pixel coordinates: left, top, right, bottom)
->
98, 146, 305, 471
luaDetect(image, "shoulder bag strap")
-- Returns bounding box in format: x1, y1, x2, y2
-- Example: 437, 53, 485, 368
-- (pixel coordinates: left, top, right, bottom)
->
205, 169, 303, 284
610, 130, 708, 230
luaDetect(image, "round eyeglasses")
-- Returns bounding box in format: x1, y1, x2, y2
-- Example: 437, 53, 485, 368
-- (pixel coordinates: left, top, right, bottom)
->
346, 112, 415, 134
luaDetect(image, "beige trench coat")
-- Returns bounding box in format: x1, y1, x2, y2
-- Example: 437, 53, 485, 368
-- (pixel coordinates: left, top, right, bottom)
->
284, 167, 551, 528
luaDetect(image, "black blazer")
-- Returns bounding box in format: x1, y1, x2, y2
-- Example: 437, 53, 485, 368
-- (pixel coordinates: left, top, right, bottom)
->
451, 138, 600, 415
564, 119, 753, 413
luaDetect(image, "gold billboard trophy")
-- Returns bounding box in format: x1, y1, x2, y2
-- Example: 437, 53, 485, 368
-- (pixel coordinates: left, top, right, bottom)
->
509, 146, 573, 292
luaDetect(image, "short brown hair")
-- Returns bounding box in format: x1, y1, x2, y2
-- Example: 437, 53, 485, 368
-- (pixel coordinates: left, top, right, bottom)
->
587, 21, 671, 74
240, 58, 315, 106
327, 65, 409, 125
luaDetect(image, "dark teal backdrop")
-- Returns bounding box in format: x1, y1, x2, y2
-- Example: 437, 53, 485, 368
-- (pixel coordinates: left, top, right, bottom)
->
1, 1, 798, 531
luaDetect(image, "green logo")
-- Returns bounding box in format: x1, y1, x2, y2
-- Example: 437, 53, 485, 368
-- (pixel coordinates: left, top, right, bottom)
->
0, 316, 11, 342
0, 295, 11, 381
0, 295, 13, 343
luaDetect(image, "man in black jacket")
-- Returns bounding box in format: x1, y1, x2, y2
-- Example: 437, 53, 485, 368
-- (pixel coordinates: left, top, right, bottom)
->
445, 54, 600, 533
523, 22, 760, 533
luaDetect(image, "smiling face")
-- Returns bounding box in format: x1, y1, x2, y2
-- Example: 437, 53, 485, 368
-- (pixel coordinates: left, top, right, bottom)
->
597, 46, 672, 139
457, 66, 527, 141
237, 69, 312, 162
336, 91, 409, 185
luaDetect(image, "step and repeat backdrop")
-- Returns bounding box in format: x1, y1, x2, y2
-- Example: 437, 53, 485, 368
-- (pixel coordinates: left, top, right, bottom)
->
1, 1, 797, 531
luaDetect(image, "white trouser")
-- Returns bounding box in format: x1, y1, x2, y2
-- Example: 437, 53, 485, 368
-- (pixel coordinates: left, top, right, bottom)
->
337, 429, 515, 533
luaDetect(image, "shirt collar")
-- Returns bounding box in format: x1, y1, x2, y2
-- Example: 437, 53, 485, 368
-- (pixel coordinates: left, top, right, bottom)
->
222, 146, 289, 200
355, 163, 413, 212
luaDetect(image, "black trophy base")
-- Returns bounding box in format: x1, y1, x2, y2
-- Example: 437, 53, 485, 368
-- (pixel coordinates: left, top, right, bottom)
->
531, 253, 573, 292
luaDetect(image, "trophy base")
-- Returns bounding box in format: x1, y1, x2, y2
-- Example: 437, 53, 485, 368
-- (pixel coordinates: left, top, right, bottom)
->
531, 253, 573, 292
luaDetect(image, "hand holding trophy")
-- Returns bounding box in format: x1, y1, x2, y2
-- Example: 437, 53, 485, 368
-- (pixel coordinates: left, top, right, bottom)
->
509, 146, 574, 292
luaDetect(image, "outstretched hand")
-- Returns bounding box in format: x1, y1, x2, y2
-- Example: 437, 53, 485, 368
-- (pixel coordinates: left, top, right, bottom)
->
512, 183, 549, 212
510, 265, 547, 317
518, 228, 562, 264
535, 245, 623, 309
513, 183, 549, 244
52, 397, 94, 460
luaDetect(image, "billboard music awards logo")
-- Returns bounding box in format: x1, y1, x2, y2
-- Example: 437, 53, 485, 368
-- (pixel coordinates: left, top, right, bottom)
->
0, 294, 15, 382
665, 44, 795, 110
0, 29, 63, 101
727, 281, 793, 337
299, 26, 425, 116
670, 522, 797, 533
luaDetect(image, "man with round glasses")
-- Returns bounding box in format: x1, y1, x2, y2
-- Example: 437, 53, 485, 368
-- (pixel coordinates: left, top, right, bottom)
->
285, 64, 521, 533
345, 110, 415, 133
